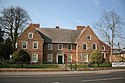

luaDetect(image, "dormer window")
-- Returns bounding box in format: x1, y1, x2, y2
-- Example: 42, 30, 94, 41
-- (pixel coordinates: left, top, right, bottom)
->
28, 32, 33, 39
87, 35, 91, 40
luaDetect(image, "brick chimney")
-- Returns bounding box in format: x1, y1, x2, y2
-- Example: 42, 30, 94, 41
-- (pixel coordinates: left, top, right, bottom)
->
32, 24, 40, 28
77, 26, 85, 30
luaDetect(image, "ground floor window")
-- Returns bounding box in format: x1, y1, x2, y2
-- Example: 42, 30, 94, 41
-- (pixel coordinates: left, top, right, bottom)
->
83, 54, 88, 62
32, 53, 38, 62
67, 55, 72, 62
47, 54, 53, 62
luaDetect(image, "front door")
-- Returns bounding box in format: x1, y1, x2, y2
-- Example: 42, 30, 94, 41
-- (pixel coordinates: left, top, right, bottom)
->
58, 56, 63, 64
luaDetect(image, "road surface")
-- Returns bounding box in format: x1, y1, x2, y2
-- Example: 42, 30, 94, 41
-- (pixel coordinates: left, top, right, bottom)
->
0, 69, 125, 83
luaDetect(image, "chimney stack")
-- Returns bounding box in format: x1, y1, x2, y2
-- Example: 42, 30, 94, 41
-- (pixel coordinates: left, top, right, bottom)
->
77, 26, 85, 30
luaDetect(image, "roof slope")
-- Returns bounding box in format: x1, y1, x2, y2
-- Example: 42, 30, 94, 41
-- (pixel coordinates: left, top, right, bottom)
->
36, 28, 82, 43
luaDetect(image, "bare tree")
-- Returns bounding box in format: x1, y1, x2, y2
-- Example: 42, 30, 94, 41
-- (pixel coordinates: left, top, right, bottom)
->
0, 6, 31, 53
96, 10, 124, 48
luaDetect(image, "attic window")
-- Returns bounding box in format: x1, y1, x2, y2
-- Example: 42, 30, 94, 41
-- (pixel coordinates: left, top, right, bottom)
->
87, 35, 91, 40
28, 32, 33, 39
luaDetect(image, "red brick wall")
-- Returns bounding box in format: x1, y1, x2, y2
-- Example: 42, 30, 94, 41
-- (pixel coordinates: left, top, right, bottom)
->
17, 24, 44, 63
76, 26, 110, 63
43, 43, 76, 64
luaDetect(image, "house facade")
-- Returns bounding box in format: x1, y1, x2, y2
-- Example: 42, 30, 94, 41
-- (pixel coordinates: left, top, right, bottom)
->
17, 23, 110, 64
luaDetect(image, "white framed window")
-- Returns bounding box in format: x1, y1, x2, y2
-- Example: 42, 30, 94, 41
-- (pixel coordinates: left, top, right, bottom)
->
83, 43, 87, 50
92, 43, 97, 50
83, 54, 88, 62
47, 54, 53, 62
22, 41, 27, 49
67, 44, 72, 50
58, 44, 63, 50
32, 53, 38, 62
67, 55, 72, 62
28, 32, 33, 39
102, 46, 105, 51
33, 41, 38, 49
48, 43, 53, 50
102, 52, 106, 58
87, 35, 91, 40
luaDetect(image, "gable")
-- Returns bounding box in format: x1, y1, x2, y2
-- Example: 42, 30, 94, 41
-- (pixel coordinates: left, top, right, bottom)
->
17, 23, 43, 41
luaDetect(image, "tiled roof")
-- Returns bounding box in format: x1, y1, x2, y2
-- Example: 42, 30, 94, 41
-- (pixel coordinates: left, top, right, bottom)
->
36, 28, 82, 43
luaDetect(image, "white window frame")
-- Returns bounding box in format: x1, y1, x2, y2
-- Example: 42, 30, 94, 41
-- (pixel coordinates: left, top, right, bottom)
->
83, 54, 88, 62
22, 41, 27, 49
47, 54, 53, 62
33, 41, 38, 49
48, 43, 53, 50
92, 43, 97, 50
67, 55, 72, 62
28, 32, 33, 39
87, 35, 91, 40
32, 53, 38, 62
67, 44, 72, 50
58, 44, 63, 50
102, 52, 106, 58
102, 46, 105, 51
83, 43, 87, 50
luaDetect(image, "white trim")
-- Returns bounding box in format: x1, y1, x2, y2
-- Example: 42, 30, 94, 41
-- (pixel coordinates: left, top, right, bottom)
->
28, 32, 33, 39
56, 54, 64, 64
67, 44, 72, 50
48, 43, 53, 50
83, 43, 87, 50
33, 41, 38, 49
47, 54, 53, 62
92, 43, 97, 50
32, 53, 38, 63
22, 41, 27, 49
67, 55, 72, 62
58, 44, 63, 50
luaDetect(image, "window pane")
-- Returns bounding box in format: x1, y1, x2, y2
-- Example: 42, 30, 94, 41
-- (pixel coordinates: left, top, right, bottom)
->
67, 55, 72, 62
33, 42, 38, 49
28, 33, 33, 39
47, 54, 53, 62
48, 44, 52, 50
22, 42, 27, 49
87, 35, 91, 40
83, 54, 88, 62
83, 44, 87, 50
32, 54, 38, 62
93, 44, 96, 49
58, 44, 63, 50
68, 45, 72, 50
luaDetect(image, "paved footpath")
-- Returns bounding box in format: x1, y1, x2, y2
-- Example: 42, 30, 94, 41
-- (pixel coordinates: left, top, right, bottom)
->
0, 69, 125, 76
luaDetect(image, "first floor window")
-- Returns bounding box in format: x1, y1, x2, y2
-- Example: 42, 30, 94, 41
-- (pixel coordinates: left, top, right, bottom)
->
33, 42, 38, 49
58, 44, 63, 50
47, 54, 53, 62
22, 41, 27, 49
67, 55, 72, 62
92, 43, 97, 50
67, 44, 72, 50
32, 53, 38, 62
83, 43, 87, 50
102, 52, 106, 58
83, 54, 88, 62
48, 43, 52, 50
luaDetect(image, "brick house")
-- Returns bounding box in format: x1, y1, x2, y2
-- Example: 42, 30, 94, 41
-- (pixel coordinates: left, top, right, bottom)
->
17, 23, 110, 64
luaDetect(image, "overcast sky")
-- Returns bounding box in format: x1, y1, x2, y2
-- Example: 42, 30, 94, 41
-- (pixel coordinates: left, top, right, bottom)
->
0, 0, 125, 48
